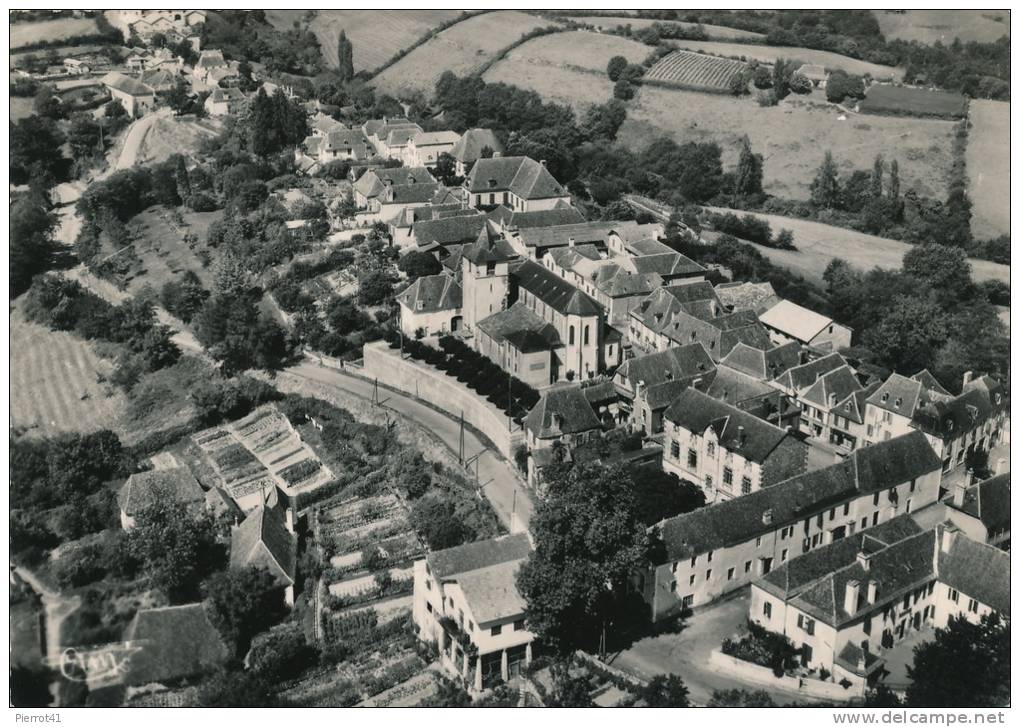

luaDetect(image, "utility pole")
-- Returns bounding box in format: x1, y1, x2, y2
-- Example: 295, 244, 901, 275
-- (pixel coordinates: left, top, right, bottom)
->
458, 411, 465, 466
373, 378, 379, 406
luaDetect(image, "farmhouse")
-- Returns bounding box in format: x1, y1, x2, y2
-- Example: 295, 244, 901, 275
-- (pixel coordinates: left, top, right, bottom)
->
204, 87, 245, 117
121, 603, 227, 686
465, 156, 571, 212
449, 128, 504, 177
405, 130, 461, 168
662, 388, 808, 502
760, 299, 852, 352
316, 128, 374, 163
118, 467, 205, 530
642, 430, 942, 620
796, 63, 829, 88
524, 385, 603, 452
353, 166, 434, 208
230, 504, 298, 606
412, 533, 536, 693
396, 273, 463, 338
101, 71, 155, 116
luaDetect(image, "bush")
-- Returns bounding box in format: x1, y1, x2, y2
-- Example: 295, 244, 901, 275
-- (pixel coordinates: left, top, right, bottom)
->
613, 79, 635, 101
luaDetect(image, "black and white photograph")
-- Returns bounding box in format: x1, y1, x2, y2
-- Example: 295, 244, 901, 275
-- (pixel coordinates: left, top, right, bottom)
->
8, 6, 1011, 715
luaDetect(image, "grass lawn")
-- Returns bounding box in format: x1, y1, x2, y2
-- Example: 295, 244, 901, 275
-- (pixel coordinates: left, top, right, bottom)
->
873, 9, 1009, 44
703, 206, 1011, 286
10, 95, 34, 122
493, 29, 650, 74
567, 15, 765, 40
10, 307, 128, 439
859, 84, 967, 119
372, 10, 561, 97
665, 39, 904, 80
122, 207, 221, 295
10, 16, 99, 48
966, 100, 1010, 240
136, 116, 223, 166
266, 9, 464, 73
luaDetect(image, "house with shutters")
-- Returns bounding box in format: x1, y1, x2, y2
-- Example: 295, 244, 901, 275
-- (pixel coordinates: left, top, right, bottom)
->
944, 471, 1010, 549
794, 364, 872, 449
396, 273, 463, 338
412, 533, 536, 693
759, 299, 852, 352
405, 130, 461, 168
449, 128, 504, 177
523, 385, 603, 452
613, 344, 716, 433
749, 519, 1009, 688
230, 504, 298, 606
353, 166, 434, 208
641, 430, 942, 620
465, 156, 570, 212
661, 388, 808, 502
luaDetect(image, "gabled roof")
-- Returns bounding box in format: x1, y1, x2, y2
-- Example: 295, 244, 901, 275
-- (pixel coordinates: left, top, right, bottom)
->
194, 49, 226, 71
449, 128, 504, 164
397, 273, 462, 313
383, 125, 423, 148
516, 221, 639, 251
412, 130, 460, 147
455, 559, 527, 624
715, 281, 781, 315
775, 352, 849, 393
466, 156, 567, 200
476, 301, 559, 349
937, 530, 1010, 613
380, 181, 442, 205
230, 506, 297, 587
800, 365, 864, 410
615, 343, 715, 392
950, 473, 1010, 535
631, 252, 705, 278
412, 213, 487, 248
760, 299, 841, 343
462, 225, 516, 265
208, 86, 245, 103
525, 385, 602, 439
354, 166, 434, 200
911, 387, 998, 439
626, 237, 675, 256
513, 259, 601, 317
102, 71, 154, 97
664, 388, 791, 463
705, 364, 775, 406
123, 604, 228, 685
323, 128, 372, 156
720, 341, 801, 380
488, 205, 585, 230
653, 431, 940, 562
363, 116, 410, 137
119, 467, 204, 518
427, 532, 531, 579
913, 369, 951, 397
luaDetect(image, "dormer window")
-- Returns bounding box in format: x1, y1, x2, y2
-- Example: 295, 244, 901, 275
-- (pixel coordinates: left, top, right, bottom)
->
881, 393, 889, 403
894, 397, 902, 408
487, 178, 497, 189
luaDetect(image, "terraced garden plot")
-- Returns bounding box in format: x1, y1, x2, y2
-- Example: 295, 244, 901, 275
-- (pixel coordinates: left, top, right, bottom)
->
328, 566, 413, 598
644, 49, 748, 93
230, 405, 335, 493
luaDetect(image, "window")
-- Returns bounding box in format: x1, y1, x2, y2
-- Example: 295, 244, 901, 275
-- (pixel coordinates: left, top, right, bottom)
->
755, 536, 763, 548
486, 262, 496, 276
763, 601, 772, 619
968, 599, 978, 614
670, 441, 680, 459
491, 625, 502, 636
802, 643, 813, 663
569, 326, 575, 345
863, 617, 871, 635
670, 580, 677, 593
797, 614, 816, 635
843, 502, 850, 516
723, 467, 733, 486
781, 548, 788, 562
426, 601, 433, 613
706, 569, 712, 581
909, 478, 916, 493
468, 621, 474, 632
690, 556, 697, 568
873, 493, 880, 506
741, 476, 752, 495
707, 551, 713, 563
902, 595, 910, 610
689, 575, 695, 586
816, 513, 823, 528
949, 588, 959, 603
707, 442, 715, 457
829, 508, 835, 521
688, 449, 698, 468
425, 579, 432, 591
705, 474, 713, 489
861, 517, 868, 531
583, 325, 589, 346
872, 512, 879, 526
744, 560, 752, 573
727, 567, 735, 581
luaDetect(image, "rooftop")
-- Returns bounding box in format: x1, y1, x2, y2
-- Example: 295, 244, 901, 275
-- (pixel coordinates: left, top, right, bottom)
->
525, 385, 602, 439
466, 156, 566, 200
514, 259, 601, 317
664, 388, 791, 463
102, 71, 154, 97
230, 506, 297, 587
427, 532, 531, 579
397, 273, 462, 313
760, 299, 841, 343
476, 301, 559, 349
119, 467, 204, 518
949, 473, 1010, 535
412, 213, 487, 247
123, 604, 228, 685
449, 128, 504, 163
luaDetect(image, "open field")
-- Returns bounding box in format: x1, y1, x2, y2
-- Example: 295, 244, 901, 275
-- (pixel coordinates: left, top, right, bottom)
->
10, 16, 99, 48
372, 10, 559, 97
266, 9, 464, 73
567, 15, 765, 40
966, 100, 1010, 240
136, 116, 222, 166
122, 207, 221, 295
703, 207, 1011, 286
874, 10, 1010, 44
494, 30, 650, 74
859, 84, 967, 119
10, 95, 34, 121
666, 39, 904, 80
645, 49, 747, 93
10, 308, 128, 439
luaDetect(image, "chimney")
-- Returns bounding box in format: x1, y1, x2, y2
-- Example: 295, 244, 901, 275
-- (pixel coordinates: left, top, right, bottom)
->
962, 371, 974, 387
866, 580, 878, 604
856, 551, 871, 571
844, 579, 860, 616
968, 468, 978, 486
952, 481, 967, 507
762, 508, 773, 526
568, 237, 576, 248
492, 151, 501, 158
539, 159, 547, 167
738, 425, 745, 446
285, 508, 295, 535
940, 523, 958, 553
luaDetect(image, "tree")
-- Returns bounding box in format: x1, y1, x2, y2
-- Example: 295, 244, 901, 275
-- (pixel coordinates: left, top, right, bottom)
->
640, 674, 690, 707
613, 79, 635, 101
161, 272, 209, 322
397, 250, 441, 281
788, 71, 813, 94
633, 470, 706, 526
810, 151, 840, 209
204, 566, 290, 659
902, 243, 974, 304
772, 57, 795, 99
10, 666, 53, 707
10, 191, 58, 297
888, 159, 901, 201
357, 269, 394, 306
728, 70, 749, 96
708, 689, 776, 707
547, 665, 594, 707
863, 293, 949, 374
733, 135, 763, 198
431, 152, 459, 186
166, 77, 191, 115
410, 492, 470, 550
127, 499, 222, 602
606, 55, 629, 81
581, 100, 628, 142
516, 463, 650, 653
33, 85, 63, 119
906, 613, 1009, 707
870, 155, 884, 201
752, 65, 773, 89
10, 115, 66, 185
336, 29, 354, 83
197, 669, 278, 707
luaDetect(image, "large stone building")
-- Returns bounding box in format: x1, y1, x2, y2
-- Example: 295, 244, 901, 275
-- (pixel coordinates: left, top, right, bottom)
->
465, 156, 570, 212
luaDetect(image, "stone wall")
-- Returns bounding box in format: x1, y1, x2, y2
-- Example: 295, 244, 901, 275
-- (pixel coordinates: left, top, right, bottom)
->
708, 650, 863, 702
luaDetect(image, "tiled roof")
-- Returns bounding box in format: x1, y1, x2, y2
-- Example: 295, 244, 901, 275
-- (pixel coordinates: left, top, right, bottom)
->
516, 221, 640, 250
800, 365, 864, 409
230, 506, 297, 586
489, 205, 585, 230
525, 385, 602, 439
119, 467, 204, 518
205, 486, 242, 519
664, 388, 791, 463
615, 344, 715, 392
123, 604, 228, 685
466, 156, 567, 200
937, 530, 1010, 612
760, 299, 840, 343
456, 559, 527, 624
449, 128, 504, 163
412, 213, 487, 247
835, 642, 885, 677
384, 125, 423, 148
653, 431, 940, 562
412, 130, 460, 146
705, 364, 775, 406
644, 379, 691, 410
476, 301, 559, 348
631, 252, 705, 278
951, 473, 1010, 535
911, 387, 999, 439
102, 71, 154, 97
715, 281, 781, 315
913, 369, 951, 397
720, 341, 801, 380
627, 237, 675, 256
324, 128, 373, 157
194, 49, 226, 70
461, 225, 517, 265
380, 181, 442, 204
208, 86, 245, 103
581, 380, 618, 408
363, 116, 410, 137
354, 166, 434, 200
514, 259, 601, 316
775, 352, 849, 393
427, 532, 531, 579
397, 274, 462, 313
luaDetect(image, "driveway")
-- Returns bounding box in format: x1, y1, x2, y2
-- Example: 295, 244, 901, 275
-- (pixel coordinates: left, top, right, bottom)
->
111, 107, 171, 173
284, 360, 534, 533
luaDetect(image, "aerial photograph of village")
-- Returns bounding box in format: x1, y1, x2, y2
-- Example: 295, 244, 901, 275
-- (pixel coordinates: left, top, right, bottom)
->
8, 7, 1011, 714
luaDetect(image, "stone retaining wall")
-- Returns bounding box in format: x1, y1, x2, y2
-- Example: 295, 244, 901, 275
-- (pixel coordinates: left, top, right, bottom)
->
709, 650, 863, 702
